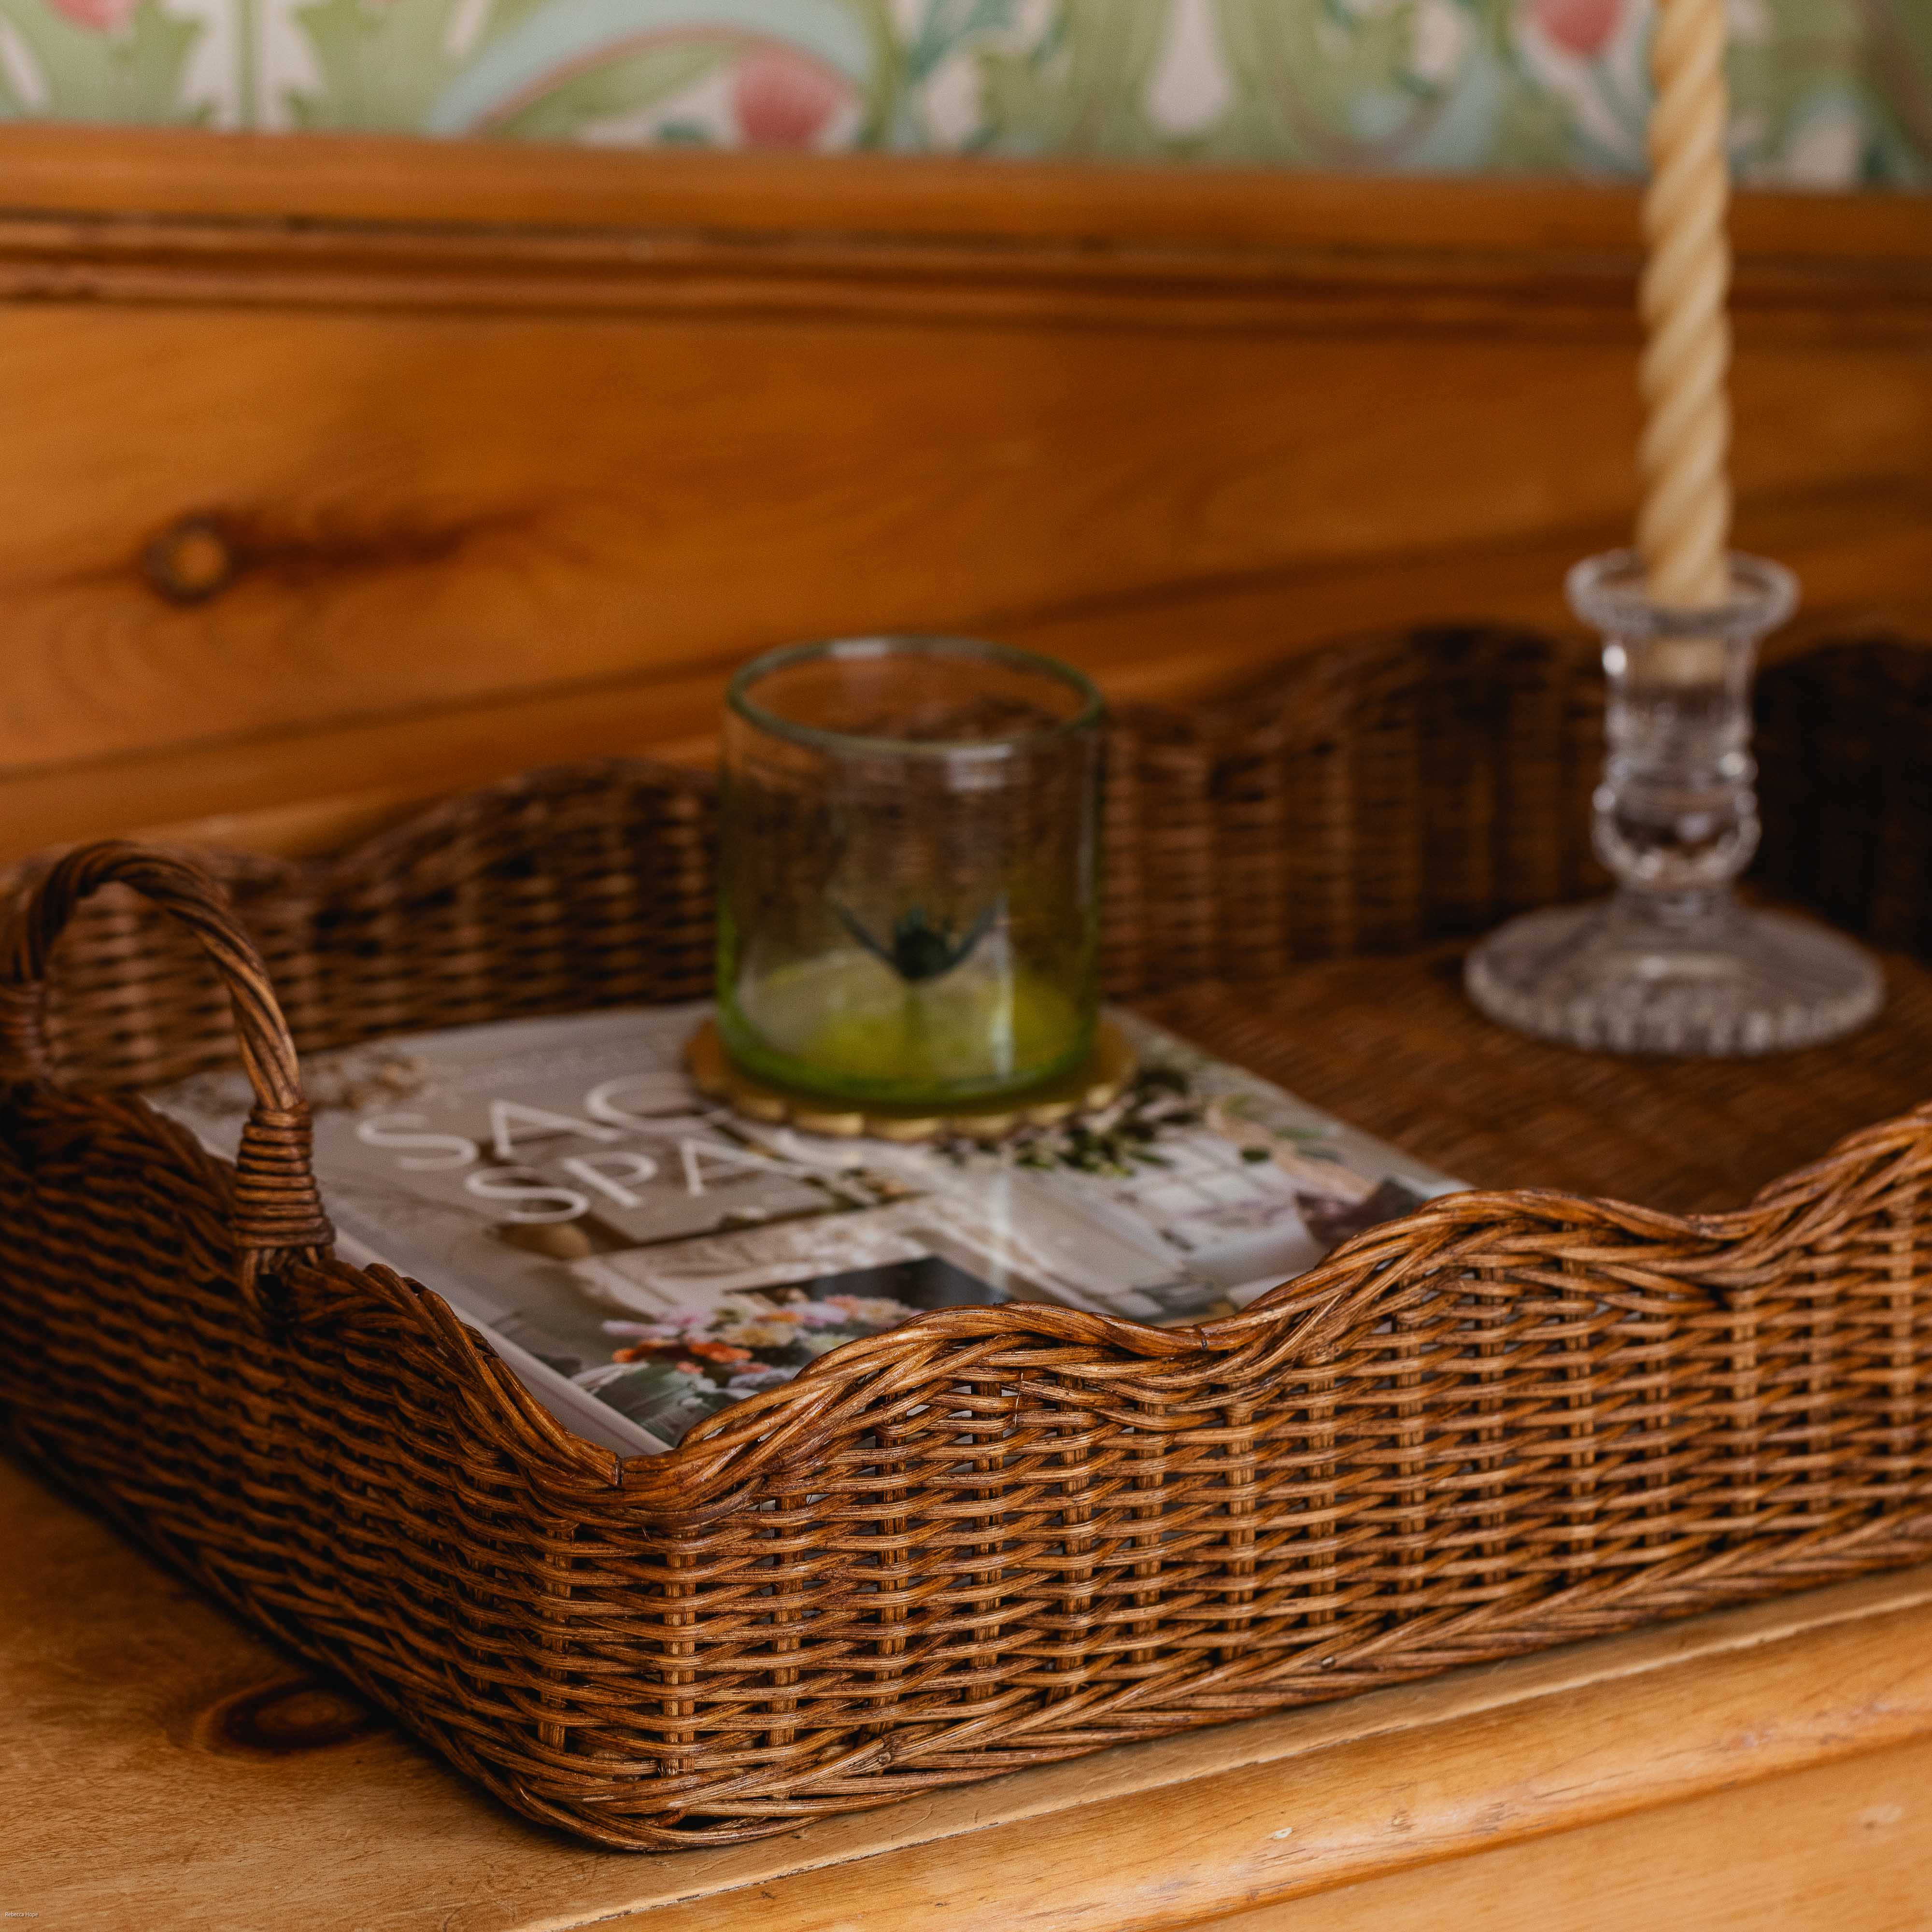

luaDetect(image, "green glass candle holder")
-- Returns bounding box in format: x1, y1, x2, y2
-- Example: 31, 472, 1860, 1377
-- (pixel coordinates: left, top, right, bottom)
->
716, 636, 1104, 1107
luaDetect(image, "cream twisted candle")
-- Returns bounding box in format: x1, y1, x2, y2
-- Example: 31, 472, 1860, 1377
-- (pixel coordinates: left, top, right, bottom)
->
1637, 0, 1733, 614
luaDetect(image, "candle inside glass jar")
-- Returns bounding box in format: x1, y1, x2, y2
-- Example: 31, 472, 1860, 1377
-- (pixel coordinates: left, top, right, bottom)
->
716, 638, 1102, 1107
733, 945, 1084, 1091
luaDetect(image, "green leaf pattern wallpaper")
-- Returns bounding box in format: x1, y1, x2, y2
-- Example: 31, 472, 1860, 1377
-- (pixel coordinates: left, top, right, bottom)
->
0, 0, 1925, 185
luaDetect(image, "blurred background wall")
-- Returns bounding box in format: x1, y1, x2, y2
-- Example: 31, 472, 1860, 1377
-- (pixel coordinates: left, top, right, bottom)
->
0, 0, 1925, 187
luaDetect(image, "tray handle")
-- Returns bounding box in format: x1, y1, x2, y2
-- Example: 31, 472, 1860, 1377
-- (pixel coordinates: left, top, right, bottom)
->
0, 841, 335, 1313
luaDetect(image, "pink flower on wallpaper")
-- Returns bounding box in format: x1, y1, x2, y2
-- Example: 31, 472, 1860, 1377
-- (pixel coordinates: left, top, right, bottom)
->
48, 0, 139, 30
732, 47, 848, 150
1528, 0, 1625, 59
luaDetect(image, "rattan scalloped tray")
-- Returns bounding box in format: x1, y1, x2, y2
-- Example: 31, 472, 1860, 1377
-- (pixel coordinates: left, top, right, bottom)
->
3, 760, 1932, 1852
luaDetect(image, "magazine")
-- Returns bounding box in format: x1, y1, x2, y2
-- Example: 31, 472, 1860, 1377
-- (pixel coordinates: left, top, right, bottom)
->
152, 1003, 1461, 1457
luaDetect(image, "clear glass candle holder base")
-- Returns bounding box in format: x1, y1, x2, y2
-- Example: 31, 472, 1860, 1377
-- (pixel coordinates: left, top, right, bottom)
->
1465, 892, 1883, 1057
1467, 547, 1884, 1059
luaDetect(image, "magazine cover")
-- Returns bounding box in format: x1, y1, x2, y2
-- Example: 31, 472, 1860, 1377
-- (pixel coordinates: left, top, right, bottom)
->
152, 1004, 1461, 1456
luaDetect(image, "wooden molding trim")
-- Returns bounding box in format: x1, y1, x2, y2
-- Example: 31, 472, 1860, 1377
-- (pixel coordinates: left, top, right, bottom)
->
0, 127, 1927, 863
1, 123, 1926, 255
2, 128, 1930, 341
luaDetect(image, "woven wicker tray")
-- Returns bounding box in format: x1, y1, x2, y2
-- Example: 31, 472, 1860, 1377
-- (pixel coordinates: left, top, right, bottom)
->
3, 629, 1930, 1852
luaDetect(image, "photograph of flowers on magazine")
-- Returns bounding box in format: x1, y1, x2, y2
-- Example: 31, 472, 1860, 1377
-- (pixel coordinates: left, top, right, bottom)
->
152, 1004, 1460, 1457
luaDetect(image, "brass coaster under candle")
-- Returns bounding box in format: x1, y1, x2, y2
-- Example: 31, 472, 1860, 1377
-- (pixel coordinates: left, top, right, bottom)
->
684, 1016, 1136, 1144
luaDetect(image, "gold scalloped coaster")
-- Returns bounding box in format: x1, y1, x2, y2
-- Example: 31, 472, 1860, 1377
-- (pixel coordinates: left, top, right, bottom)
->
683, 1018, 1136, 1145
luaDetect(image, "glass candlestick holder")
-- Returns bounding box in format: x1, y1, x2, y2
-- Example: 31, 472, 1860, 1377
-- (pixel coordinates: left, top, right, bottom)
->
717, 635, 1103, 1107
1465, 550, 1882, 1056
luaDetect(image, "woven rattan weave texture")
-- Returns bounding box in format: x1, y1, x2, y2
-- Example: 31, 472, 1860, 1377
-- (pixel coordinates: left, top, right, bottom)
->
2, 628, 1930, 1851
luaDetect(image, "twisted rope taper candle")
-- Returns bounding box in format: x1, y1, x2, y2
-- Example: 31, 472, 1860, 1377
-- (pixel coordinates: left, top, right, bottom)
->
1637, 0, 1733, 613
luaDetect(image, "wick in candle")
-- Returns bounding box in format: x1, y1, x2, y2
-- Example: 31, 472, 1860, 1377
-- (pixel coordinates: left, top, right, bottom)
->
1636, 0, 1734, 623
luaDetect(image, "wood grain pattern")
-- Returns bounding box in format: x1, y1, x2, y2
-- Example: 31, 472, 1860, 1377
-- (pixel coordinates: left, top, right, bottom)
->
5, 123, 1931, 259
599, 1599, 1932, 1932
0, 128, 1927, 863
12, 486, 1925, 870
1196, 1740, 1932, 1931
8, 1445, 1932, 1932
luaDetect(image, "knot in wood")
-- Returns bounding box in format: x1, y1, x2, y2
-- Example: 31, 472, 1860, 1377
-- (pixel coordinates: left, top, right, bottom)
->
143, 513, 240, 605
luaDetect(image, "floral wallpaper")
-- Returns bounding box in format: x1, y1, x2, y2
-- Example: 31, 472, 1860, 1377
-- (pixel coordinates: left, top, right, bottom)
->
0, 0, 1925, 187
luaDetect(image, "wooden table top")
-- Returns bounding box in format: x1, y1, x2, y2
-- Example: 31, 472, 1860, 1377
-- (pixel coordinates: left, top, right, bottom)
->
11, 1438, 1932, 1932
11, 938, 1932, 1931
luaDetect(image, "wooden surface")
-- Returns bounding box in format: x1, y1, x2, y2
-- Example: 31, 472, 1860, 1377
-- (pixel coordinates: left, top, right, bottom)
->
2, 122, 1929, 250
11, 941, 1932, 1925
9, 1441, 1932, 1931
0, 127, 1928, 862
1198, 1739, 1932, 1931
